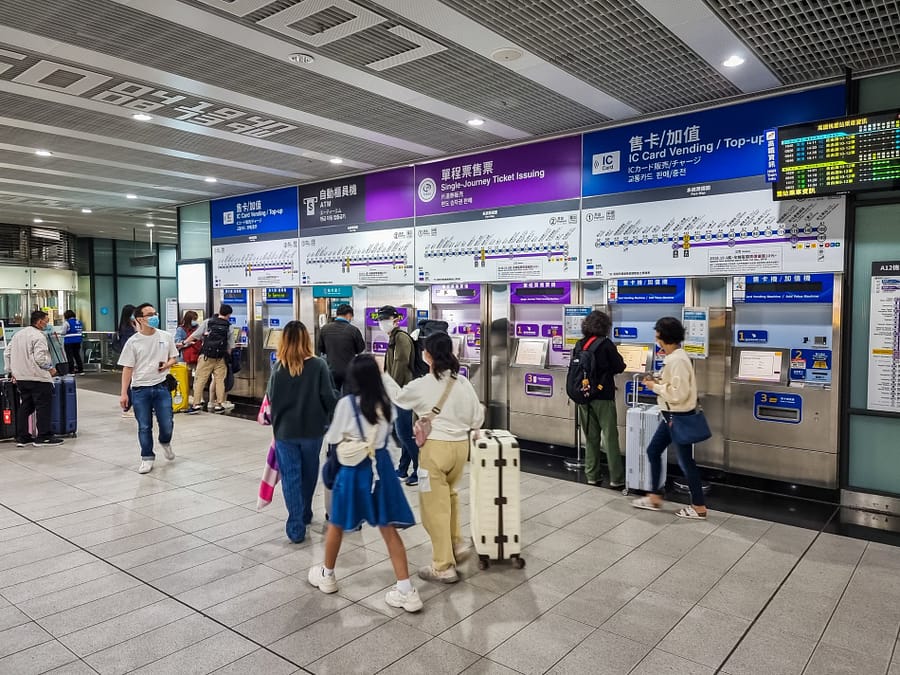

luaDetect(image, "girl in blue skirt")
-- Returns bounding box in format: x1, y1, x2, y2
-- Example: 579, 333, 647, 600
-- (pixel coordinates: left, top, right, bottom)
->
307, 354, 422, 612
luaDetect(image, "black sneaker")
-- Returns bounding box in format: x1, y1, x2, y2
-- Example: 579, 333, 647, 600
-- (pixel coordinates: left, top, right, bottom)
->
15, 437, 34, 448
33, 436, 64, 447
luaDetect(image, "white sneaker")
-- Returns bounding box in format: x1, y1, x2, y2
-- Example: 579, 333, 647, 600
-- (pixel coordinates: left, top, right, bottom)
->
418, 564, 459, 584
161, 443, 175, 461
385, 586, 423, 613
138, 459, 154, 474
454, 541, 472, 563
307, 565, 338, 594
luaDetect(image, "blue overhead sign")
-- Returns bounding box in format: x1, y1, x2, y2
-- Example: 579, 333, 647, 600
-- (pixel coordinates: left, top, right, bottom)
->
582, 85, 845, 197
210, 186, 299, 242
611, 278, 686, 304
738, 273, 834, 303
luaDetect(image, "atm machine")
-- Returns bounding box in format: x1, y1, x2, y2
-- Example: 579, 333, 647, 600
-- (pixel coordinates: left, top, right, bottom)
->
507, 281, 578, 448
427, 284, 485, 401
310, 285, 354, 351
607, 276, 727, 470
726, 273, 840, 488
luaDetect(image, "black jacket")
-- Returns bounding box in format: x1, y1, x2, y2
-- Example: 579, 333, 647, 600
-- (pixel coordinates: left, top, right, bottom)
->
574, 336, 627, 401
316, 318, 365, 378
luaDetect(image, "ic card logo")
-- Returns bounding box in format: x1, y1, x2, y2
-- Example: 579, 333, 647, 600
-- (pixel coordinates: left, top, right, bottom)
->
592, 151, 620, 175
223, 211, 234, 225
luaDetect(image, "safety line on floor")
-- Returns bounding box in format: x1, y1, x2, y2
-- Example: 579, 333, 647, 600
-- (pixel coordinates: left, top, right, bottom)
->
0, 499, 314, 675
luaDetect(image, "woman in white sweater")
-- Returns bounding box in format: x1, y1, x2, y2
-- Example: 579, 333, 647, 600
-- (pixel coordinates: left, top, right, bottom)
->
632, 316, 708, 519
393, 332, 484, 583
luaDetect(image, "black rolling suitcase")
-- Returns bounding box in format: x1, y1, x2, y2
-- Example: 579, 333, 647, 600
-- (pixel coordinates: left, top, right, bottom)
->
1, 379, 17, 440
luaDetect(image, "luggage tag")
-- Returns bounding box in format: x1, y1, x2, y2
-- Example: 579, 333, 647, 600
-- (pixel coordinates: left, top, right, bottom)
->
418, 469, 431, 493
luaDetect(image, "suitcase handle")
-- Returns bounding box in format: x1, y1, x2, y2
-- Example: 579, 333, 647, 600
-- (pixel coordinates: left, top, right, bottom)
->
630, 373, 641, 408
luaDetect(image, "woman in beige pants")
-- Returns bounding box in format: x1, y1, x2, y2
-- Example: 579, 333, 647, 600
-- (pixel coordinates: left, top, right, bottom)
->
394, 332, 484, 583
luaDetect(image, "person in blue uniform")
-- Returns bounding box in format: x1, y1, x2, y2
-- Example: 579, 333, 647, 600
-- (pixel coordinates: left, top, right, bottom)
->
307, 354, 422, 613
62, 309, 84, 375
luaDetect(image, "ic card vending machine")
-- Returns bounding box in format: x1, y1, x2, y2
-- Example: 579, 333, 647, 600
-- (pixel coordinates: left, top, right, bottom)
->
507, 281, 577, 447
607, 277, 727, 469
726, 273, 840, 488
217, 289, 252, 397
428, 284, 484, 401
260, 288, 297, 387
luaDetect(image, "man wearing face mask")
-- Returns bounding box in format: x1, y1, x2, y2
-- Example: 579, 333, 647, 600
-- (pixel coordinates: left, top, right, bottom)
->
5, 310, 63, 447
377, 305, 420, 486
118, 303, 179, 474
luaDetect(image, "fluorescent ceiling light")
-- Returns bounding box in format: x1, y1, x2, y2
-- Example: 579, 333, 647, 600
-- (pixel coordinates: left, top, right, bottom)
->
132, 113, 153, 121
33, 218, 43, 223
204, 177, 218, 183
146, 222, 155, 228
467, 118, 485, 127
329, 158, 343, 164
35, 149, 52, 157
81, 208, 92, 214
126, 194, 138, 199
723, 55, 745, 68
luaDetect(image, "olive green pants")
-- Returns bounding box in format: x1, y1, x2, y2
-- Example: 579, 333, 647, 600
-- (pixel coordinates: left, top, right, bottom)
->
578, 399, 623, 484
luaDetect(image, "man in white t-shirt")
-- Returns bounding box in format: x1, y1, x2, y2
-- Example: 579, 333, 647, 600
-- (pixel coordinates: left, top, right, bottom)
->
118, 303, 179, 474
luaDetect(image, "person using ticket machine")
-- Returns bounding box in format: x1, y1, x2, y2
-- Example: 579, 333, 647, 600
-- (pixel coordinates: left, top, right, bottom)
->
632, 316, 708, 520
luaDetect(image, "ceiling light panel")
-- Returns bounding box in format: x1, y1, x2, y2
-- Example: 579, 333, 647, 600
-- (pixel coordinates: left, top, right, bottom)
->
706, 0, 900, 83
450, 0, 741, 112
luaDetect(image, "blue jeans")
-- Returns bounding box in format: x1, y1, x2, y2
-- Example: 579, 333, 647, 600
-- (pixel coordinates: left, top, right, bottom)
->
273, 437, 321, 543
646, 415, 705, 506
394, 407, 418, 477
132, 383, 174, 459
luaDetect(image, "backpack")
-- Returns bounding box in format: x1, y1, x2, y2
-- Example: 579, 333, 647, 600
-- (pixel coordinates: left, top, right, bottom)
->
565, 336, 606, 403
409, 336, 430, 379
201, 318, 231, 359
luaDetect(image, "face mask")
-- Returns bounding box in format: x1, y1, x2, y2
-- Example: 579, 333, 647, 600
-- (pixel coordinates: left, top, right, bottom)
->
43, 324, 53, 334
378, 319, 395, 334
190, 320, 198, 327
145, 316, 160, 329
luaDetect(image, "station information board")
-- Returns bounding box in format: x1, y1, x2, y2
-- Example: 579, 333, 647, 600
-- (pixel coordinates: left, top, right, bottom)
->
773, 109, 900, 199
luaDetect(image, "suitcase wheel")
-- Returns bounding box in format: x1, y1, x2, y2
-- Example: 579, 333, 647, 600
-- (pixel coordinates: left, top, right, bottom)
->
511, 555, 525, 570
477, 555, 490, 571
622, 487, 629, 497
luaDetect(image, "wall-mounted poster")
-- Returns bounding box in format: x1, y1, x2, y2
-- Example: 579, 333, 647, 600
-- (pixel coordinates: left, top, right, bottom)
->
867, 261, 900, 413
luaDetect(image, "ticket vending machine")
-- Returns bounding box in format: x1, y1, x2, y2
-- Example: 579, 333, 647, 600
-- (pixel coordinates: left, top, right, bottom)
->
507, 281, 577, 447
607, 276, 727, 471
310, 285, 354, 354
428, 283, 485, 402
359, 285, 415, 371
726, 273, 841, 488
218, 289, 252, 398
259, 287, 298, 393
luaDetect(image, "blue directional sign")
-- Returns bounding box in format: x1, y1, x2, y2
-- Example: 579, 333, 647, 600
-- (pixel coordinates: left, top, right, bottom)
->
210, 186, 299, 242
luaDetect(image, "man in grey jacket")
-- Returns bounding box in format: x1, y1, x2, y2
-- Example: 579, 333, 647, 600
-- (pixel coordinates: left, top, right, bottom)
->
6, 310, 63, 447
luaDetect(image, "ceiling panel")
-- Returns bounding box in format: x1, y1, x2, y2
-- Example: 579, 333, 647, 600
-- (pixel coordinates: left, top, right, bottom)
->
449, 0, 744, 113
706, 0, 900, 83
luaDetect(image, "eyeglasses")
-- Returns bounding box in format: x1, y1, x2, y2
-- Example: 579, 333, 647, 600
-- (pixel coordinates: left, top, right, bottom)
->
142, 312, 157, 318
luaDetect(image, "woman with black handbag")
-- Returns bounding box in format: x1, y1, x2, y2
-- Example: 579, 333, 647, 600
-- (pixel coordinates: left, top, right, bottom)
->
632, 316, 710, 519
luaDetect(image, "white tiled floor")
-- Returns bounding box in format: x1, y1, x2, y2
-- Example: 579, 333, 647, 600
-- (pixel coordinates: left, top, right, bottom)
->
1, 389, 899, 674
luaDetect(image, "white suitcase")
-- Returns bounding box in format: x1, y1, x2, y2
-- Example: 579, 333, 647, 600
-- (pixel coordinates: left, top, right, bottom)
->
469, 429, 525, 570
625, 403, 665, 494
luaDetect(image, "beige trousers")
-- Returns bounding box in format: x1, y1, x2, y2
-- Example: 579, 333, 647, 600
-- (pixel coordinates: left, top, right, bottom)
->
192, 355, 227, 406
418, 438, 469, 571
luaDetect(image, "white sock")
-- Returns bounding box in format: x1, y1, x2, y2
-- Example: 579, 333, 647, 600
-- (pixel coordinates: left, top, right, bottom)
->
323, 566, 335, 577
396, 578, 413, 594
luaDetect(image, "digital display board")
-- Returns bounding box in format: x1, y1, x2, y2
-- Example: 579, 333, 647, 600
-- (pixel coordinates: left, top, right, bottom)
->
774, 109, 900, 199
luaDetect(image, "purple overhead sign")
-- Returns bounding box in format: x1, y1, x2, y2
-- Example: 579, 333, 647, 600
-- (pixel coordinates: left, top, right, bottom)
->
299, 167, 414, 231
414, 136, 582, 216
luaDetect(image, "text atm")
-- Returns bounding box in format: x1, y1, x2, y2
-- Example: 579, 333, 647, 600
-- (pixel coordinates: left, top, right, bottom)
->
726, 273, 841, 487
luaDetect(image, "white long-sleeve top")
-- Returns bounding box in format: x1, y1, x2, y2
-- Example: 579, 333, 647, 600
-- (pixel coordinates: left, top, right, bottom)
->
387, 371, 484, 442
650, 348, 698, 412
